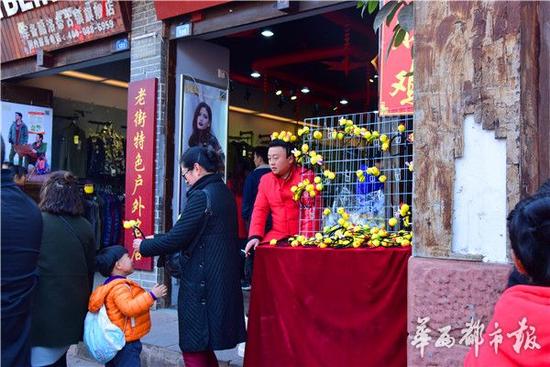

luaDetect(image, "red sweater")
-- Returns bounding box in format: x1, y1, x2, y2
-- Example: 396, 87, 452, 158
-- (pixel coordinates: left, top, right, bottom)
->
249, 166, 319, 243
464, 285, 550, 366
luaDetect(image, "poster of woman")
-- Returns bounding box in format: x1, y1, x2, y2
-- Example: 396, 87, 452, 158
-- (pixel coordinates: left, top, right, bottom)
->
182, 79, 228, 170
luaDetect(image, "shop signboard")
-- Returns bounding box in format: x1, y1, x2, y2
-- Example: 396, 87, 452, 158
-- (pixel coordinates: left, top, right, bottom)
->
124, 78, 157, 271
1, 0, 128, 63
1, 101, 53, 174
154, 0, 231, 21
379, 8, 414, 116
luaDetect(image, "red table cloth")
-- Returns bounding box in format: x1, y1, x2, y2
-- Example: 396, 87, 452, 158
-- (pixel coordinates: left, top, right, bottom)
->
244, 246, 411, 367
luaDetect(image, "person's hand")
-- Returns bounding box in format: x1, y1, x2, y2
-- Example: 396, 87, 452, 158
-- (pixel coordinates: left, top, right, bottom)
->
151, 284, 168, 298
244, 238, 260, 257
145, 235, 154, 239
32, 149, 37, 153
133, 238, 142, 252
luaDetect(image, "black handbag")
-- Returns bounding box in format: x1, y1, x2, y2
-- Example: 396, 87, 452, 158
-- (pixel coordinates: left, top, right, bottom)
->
164, 189, 212, 278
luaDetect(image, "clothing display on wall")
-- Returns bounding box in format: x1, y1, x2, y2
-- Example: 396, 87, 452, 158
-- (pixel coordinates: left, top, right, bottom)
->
83, 187, 125, 249
58, 123, 87, 178
87, 126, 126, 178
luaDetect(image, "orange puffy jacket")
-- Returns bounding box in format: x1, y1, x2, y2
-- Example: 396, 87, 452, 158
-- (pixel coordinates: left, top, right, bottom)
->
88, 278, 154, 342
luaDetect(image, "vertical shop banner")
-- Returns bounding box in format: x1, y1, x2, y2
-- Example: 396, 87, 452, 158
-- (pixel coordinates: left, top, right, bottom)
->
1, 101, 53, 173
379, 5, 414, 116
125, 78, 157, 271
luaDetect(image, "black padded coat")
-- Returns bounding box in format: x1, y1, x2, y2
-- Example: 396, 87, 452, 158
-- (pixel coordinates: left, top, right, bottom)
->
140, 173, 246, 352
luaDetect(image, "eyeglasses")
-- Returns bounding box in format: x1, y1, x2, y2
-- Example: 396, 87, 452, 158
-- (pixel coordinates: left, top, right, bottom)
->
182, 168, 191, 179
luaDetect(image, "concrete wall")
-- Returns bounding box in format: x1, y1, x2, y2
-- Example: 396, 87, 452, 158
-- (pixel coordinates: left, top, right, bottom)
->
451, 114, 507, 263
409, 1, 532, 365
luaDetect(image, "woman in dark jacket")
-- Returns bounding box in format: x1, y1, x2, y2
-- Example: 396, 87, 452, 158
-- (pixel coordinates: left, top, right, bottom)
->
133, 147, 245, 367
30, 171, 96, 367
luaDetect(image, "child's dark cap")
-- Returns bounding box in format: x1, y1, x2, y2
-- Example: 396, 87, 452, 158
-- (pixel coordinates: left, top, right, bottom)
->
95, 245, 128, 277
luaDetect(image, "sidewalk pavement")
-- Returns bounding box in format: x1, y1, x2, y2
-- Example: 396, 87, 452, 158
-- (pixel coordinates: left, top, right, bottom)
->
71, 292, 249, 367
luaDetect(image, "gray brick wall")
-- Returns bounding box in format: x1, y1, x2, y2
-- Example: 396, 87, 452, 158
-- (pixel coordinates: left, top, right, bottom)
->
129, 0, 168, 298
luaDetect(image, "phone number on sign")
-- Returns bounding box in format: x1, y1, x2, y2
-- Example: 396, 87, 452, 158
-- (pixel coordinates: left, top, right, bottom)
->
80, 19, 116, 36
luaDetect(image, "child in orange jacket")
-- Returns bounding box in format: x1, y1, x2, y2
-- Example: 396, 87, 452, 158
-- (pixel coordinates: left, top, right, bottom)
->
89, 246, 167, 367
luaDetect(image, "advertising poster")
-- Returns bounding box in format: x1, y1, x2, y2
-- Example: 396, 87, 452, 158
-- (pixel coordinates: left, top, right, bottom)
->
178, 79, 228, 210
1, 101, 53, 174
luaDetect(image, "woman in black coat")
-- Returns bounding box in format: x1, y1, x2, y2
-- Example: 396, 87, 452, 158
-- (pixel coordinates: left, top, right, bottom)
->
134, 147, 246, 367
30, 171, 95, 367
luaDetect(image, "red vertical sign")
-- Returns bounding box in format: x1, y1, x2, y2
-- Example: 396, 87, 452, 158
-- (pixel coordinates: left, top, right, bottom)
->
379, 5, 414, 116
125, 78, 157, 270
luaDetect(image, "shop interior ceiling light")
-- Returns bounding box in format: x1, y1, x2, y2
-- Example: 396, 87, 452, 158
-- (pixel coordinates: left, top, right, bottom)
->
369, 79, 374, 83
340, 99, 348, 105
301, 87, 310, 94
374, 74, 378, 78
102, 79, 129, 88
251, 71, 261, 78
291, 95, 297, 100
261, 29, 274, 37
60, 70, 128, 88
276, 90, 283, 96
59, 70, 106, 82
229, 106, 256, 114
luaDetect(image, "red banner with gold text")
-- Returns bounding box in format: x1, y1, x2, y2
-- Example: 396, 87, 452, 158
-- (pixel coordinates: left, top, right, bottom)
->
379, 4, 414, 116
124, 78, 157, 271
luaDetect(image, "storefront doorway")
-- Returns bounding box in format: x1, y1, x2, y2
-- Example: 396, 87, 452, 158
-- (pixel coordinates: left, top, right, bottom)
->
2, 54, 130, 261
169, 3, 383, 307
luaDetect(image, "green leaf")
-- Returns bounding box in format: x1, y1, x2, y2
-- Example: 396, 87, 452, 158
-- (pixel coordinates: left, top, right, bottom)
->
394, 28, 406, 48
385, 24, 401, 59
398, 3, 414, 32
357, 1, 365, 8
386, 1, 404, 27
374, 0, 397, 32
367, 0, 379, 14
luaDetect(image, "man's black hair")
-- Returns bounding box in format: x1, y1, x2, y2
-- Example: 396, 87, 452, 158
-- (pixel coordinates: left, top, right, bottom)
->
253, 146, 268, 164
268, 139, 294, 158
15, 112, 22, 118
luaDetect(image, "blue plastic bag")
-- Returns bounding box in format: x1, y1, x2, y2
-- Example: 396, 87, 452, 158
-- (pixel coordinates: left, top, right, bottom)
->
83, 305, 125, 363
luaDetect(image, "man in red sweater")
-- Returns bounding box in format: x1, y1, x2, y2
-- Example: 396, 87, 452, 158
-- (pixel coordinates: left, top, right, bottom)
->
244, 139, 318, 255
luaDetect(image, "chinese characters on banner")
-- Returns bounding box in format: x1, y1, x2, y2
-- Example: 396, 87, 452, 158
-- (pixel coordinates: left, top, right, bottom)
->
1, 0, 128, 63
379, 3, 414, 116
125, 79, 157, 271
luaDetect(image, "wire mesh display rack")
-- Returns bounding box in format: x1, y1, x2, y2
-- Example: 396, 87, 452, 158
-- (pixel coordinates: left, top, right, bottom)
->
298, 111, 413, 235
